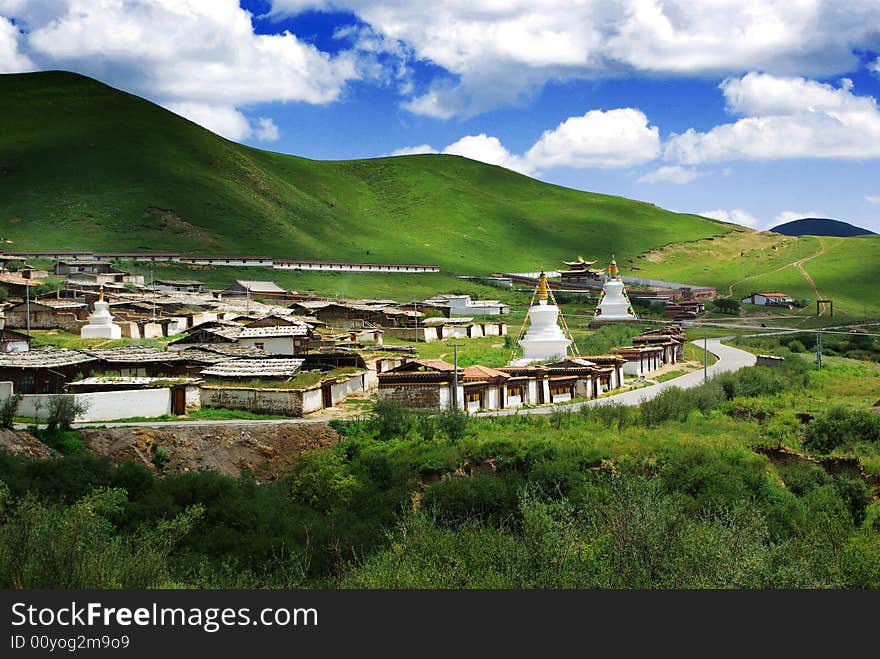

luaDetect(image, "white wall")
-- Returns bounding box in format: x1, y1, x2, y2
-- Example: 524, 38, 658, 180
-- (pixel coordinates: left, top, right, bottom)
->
17, 389, 171, 422
330, 373, 365, 404
302, 388, 323, 414
238, 336, 295, 355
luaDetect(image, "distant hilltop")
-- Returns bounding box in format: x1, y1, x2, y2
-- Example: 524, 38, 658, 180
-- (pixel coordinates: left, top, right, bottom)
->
769, 218, 876, 237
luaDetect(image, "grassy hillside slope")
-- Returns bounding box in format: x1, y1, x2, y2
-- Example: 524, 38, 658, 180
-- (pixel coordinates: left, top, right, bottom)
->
633, 232, 880, 318
0, 71, 732, 274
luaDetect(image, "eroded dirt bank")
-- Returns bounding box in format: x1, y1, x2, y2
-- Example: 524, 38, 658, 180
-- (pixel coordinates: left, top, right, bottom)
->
79, 423, 340, 480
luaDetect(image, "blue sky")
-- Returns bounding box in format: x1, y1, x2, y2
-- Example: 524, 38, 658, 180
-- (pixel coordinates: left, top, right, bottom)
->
2, 1, 880, 231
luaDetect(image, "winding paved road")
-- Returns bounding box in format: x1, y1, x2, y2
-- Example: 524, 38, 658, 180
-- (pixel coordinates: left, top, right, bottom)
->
476, 337, 756, 417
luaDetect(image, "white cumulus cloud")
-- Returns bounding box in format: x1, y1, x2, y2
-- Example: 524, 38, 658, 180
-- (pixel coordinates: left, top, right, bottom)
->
865, 195, 880, 204
774, 210, 822, 224
666, 73, 880, 164
524, 108, 659, 170
389, 144, 439, 156
700, 209, 762, 229
255, 117, 280, 142
389, 107, 660, 175
271, 1, 880, 118
0, 15, 33, 72
442, 134, 531, 174
165, 103, 254, 142
638, 165, 701, 184
1, 0, 358, 141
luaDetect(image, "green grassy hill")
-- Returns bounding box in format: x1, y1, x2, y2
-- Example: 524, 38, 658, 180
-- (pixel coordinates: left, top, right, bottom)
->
0, 71, 732, 274
633, 231, 880, 318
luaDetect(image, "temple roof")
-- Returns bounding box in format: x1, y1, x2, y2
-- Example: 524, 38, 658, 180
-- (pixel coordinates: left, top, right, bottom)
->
562, 255, 597, 267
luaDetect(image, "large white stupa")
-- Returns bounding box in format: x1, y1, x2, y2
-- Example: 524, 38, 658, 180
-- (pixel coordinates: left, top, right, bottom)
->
81, 288, 122, 339
593, 257, 638, 322
514, 272, 572, 364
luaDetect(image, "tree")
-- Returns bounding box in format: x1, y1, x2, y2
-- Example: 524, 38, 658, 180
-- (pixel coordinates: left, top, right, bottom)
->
0, 394, 22, 429
46, 395, 90, 433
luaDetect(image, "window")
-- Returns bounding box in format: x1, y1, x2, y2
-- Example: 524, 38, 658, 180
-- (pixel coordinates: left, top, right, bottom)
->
254, 342, 265, 350
550, 384, 572, 397
465, 391, 481, 404
507, 385, 523, 398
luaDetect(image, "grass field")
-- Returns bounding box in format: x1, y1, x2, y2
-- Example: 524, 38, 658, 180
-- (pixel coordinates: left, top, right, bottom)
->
635, 231, 880, 319
0, 71, 733, 277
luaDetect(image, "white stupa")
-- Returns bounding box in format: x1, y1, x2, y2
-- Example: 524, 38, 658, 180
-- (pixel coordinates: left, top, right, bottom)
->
81, 288, 121, 339
593, 256, 638, 322
514, 272, 572, 364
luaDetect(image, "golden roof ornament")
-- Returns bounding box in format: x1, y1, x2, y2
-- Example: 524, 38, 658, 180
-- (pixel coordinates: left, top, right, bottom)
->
537, 271, 549, 301
608, 255, 619, 279
98, 285, 104, 302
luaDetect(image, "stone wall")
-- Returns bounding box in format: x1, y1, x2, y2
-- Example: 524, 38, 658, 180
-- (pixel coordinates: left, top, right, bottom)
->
200, 385, 320, 416
378, 385, 442, 409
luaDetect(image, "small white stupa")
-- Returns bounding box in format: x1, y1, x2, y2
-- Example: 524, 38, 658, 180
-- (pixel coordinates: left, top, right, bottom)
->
81, 287, 121, 339
514, 271, 572, 364
593, 256, 638, 322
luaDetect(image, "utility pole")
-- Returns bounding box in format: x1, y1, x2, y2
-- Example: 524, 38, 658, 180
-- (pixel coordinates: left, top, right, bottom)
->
150, 268, 156, 320
816, 330, 823, 370
450, 342, 464, 410
25, 278, 31, 337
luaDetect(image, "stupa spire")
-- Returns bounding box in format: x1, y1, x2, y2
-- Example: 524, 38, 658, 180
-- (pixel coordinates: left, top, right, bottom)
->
537, 271, 549, 301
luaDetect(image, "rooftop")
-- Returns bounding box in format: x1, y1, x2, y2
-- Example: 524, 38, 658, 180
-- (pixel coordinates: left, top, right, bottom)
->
201, 358, 305, 378
0, 347, 96, 369
229, 280, 286, 294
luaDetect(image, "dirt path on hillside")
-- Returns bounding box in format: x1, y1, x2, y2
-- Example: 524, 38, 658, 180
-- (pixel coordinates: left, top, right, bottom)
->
726, 237, 827, 303
793, 237, 826, 305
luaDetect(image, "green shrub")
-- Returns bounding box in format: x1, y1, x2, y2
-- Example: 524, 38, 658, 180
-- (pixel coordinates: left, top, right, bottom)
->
803, 406, 880, 454
437, 406, 468, 441
370, 397, 412, 439
415, 412, 436, 441
291, 450, 362, 514
421, 474, 524, 527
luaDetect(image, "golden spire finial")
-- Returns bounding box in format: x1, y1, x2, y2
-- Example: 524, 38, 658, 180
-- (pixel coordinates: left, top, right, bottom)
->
608, 255, 619, 279
537, 271, 549, 301
98, 285, 104, 302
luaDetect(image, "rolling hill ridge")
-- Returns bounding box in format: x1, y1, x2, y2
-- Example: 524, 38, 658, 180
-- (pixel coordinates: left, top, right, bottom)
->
0, 70, 734, 274
769, 218, 875, 237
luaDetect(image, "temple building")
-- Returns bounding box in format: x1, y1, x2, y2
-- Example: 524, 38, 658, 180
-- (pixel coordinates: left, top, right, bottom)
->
514, 272, 573, 364
593, 257, 638, 322
560, 256, 605, 287
81, 288, 122, 339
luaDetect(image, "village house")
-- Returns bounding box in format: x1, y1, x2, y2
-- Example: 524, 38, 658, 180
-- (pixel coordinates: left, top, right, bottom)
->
610, 345, 666, 377
235, 325, 313, 355
2, 299, 88, 331
19, 265, 49, 280
0, 273, 37, 298
222, 280, 288, 298
384, 317, 508, 342
0, 348, 97, 393
149, 279, 205, 293
422, 294, 510, 316
741, 292, 795, 307
378, 356, 624, 412
632, 334, 683, 364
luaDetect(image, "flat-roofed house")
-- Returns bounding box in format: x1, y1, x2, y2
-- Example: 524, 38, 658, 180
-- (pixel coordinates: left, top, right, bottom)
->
741, 292, 794, 307
223, 280, 287, 298
610, 346, 665, 377
0, 348, 97, 393
235, 324, 313, 355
